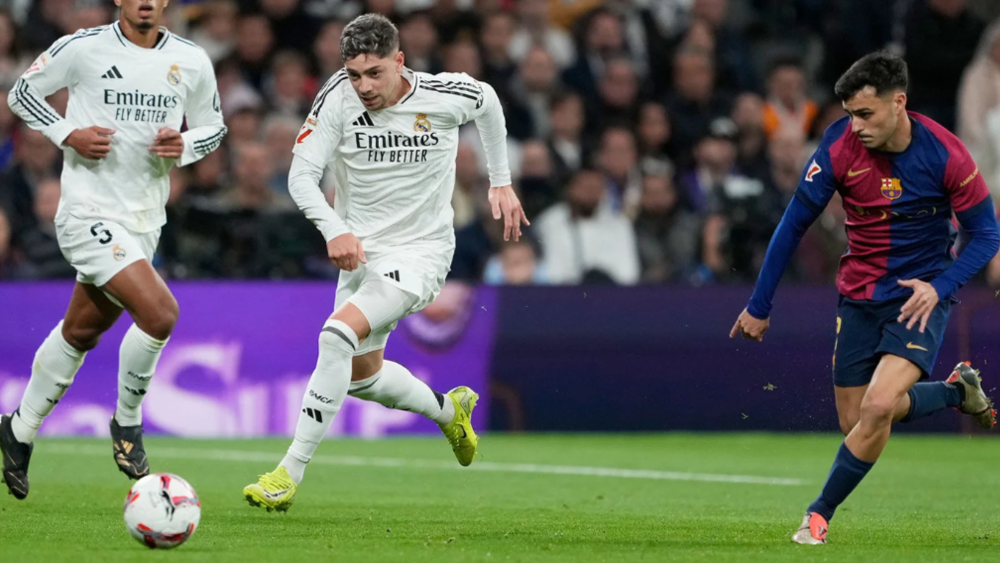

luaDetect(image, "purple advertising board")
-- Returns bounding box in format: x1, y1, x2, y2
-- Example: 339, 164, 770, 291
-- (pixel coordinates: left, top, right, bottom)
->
0, 282, 496, 437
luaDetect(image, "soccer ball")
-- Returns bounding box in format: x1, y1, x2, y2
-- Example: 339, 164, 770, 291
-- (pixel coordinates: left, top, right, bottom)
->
123, 473, 201, 549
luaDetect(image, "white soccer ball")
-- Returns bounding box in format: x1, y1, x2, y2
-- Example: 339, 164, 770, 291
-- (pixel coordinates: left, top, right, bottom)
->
123, 473, 201, 549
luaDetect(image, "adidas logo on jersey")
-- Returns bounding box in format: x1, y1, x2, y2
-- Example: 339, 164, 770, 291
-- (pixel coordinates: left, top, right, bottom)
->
101, 65, 124, 79
383, 270, 401, 282
352, 112, 375, 127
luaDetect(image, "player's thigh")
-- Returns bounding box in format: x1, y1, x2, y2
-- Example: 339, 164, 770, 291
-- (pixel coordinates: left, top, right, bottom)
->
61, 282, 125, 351
833, 297, 882, 388
876, 297, 952, 380
834, 384, 867, 435
103, 260, 178, 332
862, 354, 924, 419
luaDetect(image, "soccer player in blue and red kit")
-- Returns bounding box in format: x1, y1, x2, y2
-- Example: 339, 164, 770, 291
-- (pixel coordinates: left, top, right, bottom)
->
730, 52, 1000, 544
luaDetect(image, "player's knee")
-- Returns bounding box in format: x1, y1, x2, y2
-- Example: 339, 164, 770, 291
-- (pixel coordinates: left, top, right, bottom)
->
62, 323, 103, 352
351, 354, 382, 381
141, 300, 179, 341
860, 394, 896, 423
318, 320, 360, 356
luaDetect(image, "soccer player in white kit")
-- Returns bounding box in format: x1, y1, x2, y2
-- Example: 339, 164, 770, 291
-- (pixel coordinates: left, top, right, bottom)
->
243, 14, 528, 511
0, 0, 226, 499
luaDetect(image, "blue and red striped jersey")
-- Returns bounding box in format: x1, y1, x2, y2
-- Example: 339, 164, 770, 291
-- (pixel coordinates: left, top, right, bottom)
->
795, 112, 992, 301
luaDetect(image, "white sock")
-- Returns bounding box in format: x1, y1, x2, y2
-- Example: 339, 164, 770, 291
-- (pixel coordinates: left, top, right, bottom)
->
349, 360, 455, 426
11, 321, 86, 443
115, 324, 168, 427
281, 319, 357, 484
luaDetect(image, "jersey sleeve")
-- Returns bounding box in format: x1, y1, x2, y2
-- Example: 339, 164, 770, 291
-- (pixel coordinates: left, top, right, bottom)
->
178, 52, 227, 167
793, 130, 841, 215
427, 72, 512, 188
942, 137, 993, 222
6, 32, 86, 146
292, 71, 347, 168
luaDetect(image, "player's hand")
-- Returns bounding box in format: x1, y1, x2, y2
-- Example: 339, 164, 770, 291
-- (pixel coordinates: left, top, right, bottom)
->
65, 126, 115, 160
327, 233, 367, 271
149, 128, 184, 159
897, 279, 939, 333
730, 308, 770, 342
488, 185, 530, 242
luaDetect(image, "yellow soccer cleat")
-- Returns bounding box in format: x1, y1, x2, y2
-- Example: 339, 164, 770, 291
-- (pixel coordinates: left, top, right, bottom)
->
243, 466, 297, 512
441, 386, 480, 466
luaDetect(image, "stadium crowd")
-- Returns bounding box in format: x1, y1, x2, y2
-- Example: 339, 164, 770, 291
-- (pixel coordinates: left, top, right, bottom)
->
1, 0, 1000, 286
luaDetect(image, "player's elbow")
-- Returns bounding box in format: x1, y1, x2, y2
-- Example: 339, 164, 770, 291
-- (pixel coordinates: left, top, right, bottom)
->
6, 87, 17, 112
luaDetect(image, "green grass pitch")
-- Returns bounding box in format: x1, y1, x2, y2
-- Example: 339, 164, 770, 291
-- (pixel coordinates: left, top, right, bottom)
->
1, 433, 998, 562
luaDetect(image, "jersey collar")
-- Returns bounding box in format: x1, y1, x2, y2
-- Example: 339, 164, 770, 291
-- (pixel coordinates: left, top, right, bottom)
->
112, 21, 171, 51
397, 67, 419, 106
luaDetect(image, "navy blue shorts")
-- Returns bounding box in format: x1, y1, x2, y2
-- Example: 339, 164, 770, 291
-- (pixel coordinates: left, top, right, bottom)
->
832, 294, 952, 387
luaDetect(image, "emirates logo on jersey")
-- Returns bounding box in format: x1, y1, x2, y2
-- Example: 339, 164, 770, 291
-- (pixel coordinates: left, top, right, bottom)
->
413, 114, 431, 133
880, 177, 903, 200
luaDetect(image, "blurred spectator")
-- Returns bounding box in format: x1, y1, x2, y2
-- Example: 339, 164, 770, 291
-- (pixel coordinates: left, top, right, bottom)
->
69, 4, 111, 34
399, 10, 443, 74
633, 173, 700, 284
12, 177, 74, 279
506, 46, 559, 140
592, 57, 641, 131
762, 56, 817, 140
636, 101, 672, 170
517, 139, 558, 220
223, 91, 265, 149
222, 143, 295, 211
20, 0, 70, 53
266, 50, 313, 118
678, 117, 742, 214
261, 0, 322, 55
483, 237, 549, 285
680, 0, 758, 93
536, 168, 640, 285
730, 92, 769, 181
0, 88, 15, 169
480, 10, 518, 100
546, 90, 590, 188
0, 126, 60, 234
563, 7, 624, 108
606, 0, 670, 94
235, 14, 275, 90
453, 142, 484, 229
0, 205, 12, 278
766, 127, 806, 205
905, 0, 986, 131
957, 20, 1000, 201
0, 10, 24, 89
666, 46, 732, 166
596, 126, 641, 217
442, 40, 482, 79
189, 0, 238, 63
509, 0, 576, 70
451, 183, 507, 281
263, 115, 301, 194
314, 19, 347, 81
818, 0, 894, 91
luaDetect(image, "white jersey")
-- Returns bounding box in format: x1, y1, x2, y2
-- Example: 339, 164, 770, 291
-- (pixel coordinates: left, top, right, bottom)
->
8, 22, 227, 233
290, 68, 511, 253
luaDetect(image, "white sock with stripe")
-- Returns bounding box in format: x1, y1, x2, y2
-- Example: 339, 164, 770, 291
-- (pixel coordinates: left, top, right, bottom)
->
349, 360, 455, 426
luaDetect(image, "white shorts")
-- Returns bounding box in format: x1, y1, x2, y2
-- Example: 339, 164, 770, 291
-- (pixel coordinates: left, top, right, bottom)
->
56, 218, 160, 288
334, 248, 452, 355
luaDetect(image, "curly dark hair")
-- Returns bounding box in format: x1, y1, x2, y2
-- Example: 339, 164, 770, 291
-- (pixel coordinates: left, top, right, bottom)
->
834, 51, 908, 102
340, 13, 399, 62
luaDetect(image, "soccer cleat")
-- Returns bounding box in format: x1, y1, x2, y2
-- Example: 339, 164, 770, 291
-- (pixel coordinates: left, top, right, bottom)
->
244, 466, 297, 512
791, 512, 828, 545
110, 417, 150, 480
0, 413, 33, 500
946, 362, 997, 430
440, 386, 479, 467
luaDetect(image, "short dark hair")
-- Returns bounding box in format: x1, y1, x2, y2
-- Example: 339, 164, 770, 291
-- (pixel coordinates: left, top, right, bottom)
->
834, 51, 908, 102
340, 13, 399, 62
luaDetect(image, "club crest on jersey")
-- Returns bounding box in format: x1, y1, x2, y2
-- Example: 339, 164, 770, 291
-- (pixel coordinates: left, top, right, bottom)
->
880, 177, 903, 200
112, 245, 126, 262
413, 114, 431, 133
167, 65, 181, 86
805, 160, 822, 182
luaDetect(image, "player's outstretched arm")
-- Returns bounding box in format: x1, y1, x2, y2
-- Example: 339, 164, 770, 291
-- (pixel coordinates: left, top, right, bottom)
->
175, 53, 227, 166
8, 31, 89, 149
731, 195, 823, 342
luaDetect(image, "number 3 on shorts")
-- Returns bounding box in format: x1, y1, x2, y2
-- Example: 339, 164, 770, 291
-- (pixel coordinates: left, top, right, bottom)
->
90, 222, 113, 245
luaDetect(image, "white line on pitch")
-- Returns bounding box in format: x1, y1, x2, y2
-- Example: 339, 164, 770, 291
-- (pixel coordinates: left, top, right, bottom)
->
45, 444, 807, 486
